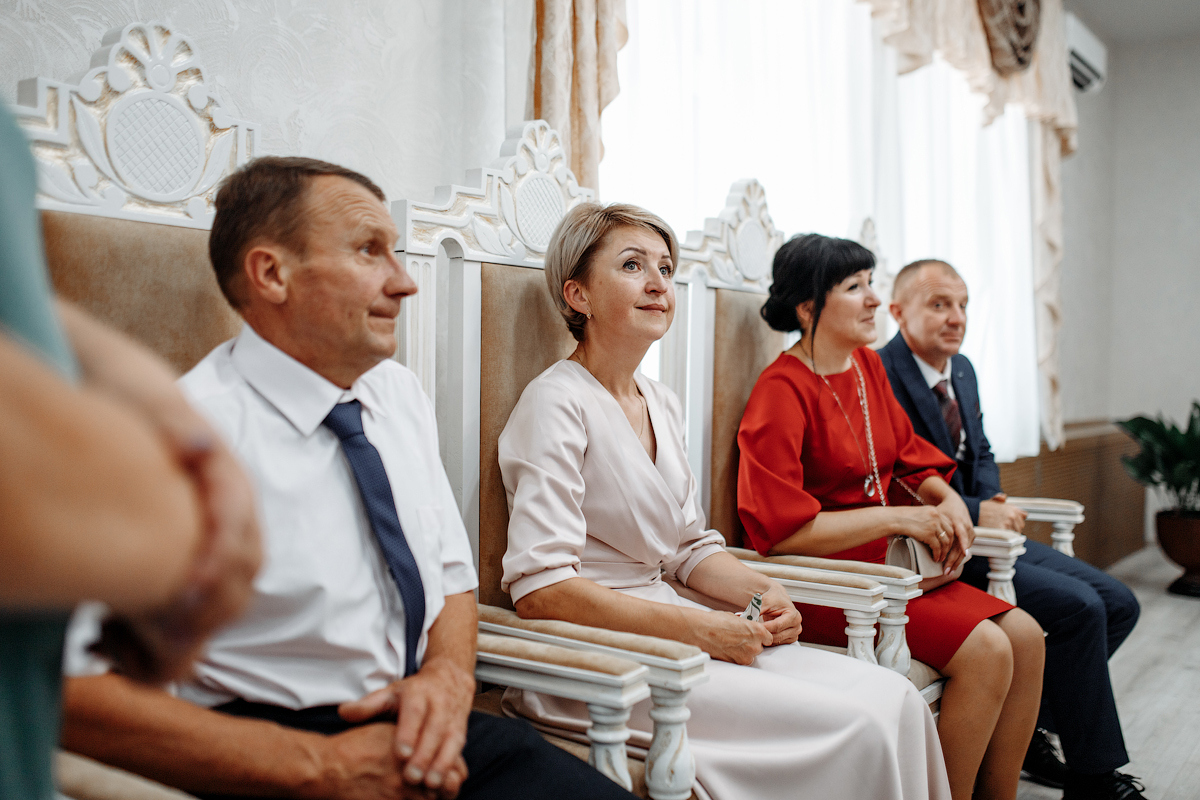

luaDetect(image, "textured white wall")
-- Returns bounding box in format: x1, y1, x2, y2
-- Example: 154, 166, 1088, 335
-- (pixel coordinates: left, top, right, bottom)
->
1106, 34, 1200, 424
0, 0, 534, 205
1060, 87, 1117, 423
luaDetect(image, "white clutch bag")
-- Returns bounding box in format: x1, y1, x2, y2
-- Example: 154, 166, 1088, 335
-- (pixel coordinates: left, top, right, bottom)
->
884, 535, 943, 579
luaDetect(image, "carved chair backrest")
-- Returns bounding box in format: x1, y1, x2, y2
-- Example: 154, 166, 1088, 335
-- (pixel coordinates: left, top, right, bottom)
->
393, 121, 592, 607
669, 181, 785, 547
14, 21, 254, 370
676, 202, 890, 546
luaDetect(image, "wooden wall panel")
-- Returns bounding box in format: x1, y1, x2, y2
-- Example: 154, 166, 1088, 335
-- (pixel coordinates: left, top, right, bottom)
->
998, 422, 1144, 568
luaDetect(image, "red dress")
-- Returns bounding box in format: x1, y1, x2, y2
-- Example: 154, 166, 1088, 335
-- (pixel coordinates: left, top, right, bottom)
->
737, 348, 1012, 670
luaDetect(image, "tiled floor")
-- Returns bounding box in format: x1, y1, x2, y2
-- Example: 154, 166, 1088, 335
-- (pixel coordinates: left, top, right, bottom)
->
1017, 545, 1200, 800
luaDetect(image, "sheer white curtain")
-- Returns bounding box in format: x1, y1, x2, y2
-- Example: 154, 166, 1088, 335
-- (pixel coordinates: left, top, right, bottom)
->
890, 58, 1040, 461
599, 0, 877, 238
603, 0, 1040, 460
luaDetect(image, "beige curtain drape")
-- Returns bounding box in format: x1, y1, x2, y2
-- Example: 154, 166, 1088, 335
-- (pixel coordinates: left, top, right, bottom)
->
531, 0, 629, 194
861, 0, 1077, 448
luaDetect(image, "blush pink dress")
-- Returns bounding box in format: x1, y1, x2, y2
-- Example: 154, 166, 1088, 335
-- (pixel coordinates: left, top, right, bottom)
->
499, 360, 951, 800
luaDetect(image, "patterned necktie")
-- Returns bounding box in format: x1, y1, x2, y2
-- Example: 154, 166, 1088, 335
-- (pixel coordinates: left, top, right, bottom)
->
323, 400, 426, 676
932, 380, 963, 453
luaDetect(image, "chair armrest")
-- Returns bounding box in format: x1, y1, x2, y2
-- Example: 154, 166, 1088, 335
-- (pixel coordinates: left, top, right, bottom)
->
968, 528, 1026, 604
728, 546, 921, 602
736, 560, 887, 614
479, 605, 707, 692
476, 632, 650, 708
970, 527, 1027, 559
476, 633, 648, 792
1005, 497, 1085, 523
478, 610, 702, 798
57, 750, 198, 800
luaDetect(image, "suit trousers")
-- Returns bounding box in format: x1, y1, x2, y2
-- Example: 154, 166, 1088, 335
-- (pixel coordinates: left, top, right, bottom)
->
961, 539, 1139, 774
199, 701, 636, 800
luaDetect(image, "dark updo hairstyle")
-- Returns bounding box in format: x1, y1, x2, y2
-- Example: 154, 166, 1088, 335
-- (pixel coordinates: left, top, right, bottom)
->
760, 233, 876, 348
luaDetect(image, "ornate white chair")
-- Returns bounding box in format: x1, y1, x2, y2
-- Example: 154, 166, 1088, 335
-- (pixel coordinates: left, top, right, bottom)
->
14, 22, 658, 800
652, 183, 940, 709
394, 121, 924, 795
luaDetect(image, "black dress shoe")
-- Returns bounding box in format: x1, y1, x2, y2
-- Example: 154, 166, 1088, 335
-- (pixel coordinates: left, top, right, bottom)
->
1022, 728, 1069, 789
1063, 770, 1147, 800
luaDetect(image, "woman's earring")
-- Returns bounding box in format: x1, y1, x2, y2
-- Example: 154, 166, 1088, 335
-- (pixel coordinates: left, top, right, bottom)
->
586, 312, 593, 320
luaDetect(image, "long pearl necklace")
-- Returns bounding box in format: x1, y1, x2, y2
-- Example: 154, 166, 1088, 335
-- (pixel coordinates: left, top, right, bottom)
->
814, 353, 886, 505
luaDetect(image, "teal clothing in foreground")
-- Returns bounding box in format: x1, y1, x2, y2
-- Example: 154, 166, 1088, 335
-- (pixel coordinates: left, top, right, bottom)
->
0, 102, 77, 800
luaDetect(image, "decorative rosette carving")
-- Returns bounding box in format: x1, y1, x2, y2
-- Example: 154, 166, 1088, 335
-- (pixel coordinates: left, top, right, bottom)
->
399, 120, 592, 268
677, 179, 783, 293
14, 21, 257, 229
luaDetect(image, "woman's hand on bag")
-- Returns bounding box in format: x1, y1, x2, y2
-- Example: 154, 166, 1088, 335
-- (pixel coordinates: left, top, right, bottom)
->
892, 506, 954, 562
936, 493, 975, 571
687, 609, 772, 665
758, 582, 802, 645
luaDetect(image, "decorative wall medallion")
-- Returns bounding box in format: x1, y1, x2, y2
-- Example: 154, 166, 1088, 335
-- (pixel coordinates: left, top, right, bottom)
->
678, 179, 783, 293
13, 21, 257, 229
399, 120, 592, 268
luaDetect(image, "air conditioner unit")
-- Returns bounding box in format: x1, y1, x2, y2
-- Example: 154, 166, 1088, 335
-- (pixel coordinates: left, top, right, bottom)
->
1066, 12, 1107, 93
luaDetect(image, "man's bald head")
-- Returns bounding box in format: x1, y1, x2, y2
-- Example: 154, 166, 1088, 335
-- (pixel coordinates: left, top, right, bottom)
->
891, 259, 961, 306
889, 258, 969, 371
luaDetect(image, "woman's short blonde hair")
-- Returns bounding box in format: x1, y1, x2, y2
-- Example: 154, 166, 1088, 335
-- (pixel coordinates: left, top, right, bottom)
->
544, 202, 679, 342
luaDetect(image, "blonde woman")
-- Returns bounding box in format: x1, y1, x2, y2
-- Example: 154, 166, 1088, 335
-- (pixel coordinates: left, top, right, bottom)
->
498, 203, 950, 800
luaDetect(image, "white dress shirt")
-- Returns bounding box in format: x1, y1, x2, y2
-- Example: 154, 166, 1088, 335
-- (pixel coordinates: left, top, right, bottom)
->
175, 324, 477, 709
912, 352, 966, 460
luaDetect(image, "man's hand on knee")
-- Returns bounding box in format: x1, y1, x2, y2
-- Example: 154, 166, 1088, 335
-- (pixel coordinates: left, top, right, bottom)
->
338, 657, 474, 799
310, 722, 456, 800
978, 493, 1027, 532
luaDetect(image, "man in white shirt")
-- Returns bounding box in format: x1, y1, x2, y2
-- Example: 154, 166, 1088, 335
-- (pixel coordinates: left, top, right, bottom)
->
61, 157, 636, 800
879, 259, 1144, 800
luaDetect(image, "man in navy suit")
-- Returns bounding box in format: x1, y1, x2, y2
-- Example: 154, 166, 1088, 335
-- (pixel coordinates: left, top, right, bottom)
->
880, 259, 1144, 800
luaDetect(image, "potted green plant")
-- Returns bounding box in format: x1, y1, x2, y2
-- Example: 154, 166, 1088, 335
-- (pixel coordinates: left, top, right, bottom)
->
1118, 401, 1200, 597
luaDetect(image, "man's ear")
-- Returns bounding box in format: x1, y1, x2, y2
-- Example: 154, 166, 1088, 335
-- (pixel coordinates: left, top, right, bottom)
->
563, 279, 591, 317
243, 245, 289, 306
889, 302, 904, 325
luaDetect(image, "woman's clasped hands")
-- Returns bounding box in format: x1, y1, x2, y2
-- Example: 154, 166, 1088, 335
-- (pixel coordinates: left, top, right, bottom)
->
686, 583, 802, 665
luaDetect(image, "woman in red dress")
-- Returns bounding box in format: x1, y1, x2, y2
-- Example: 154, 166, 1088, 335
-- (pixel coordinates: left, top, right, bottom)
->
737, 234, 1045, 800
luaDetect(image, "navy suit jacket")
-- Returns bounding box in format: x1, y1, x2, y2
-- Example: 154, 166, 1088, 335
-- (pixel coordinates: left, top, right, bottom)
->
878, 332, 1002, 524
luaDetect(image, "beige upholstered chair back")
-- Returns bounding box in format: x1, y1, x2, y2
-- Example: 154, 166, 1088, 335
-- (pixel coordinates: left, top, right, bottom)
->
665, 180, 784, 545
478, 263, 576, 607
393, 121, 593, 605
15, 21, 255, 372
42, 212, 239, 373
708, 290, 785, 546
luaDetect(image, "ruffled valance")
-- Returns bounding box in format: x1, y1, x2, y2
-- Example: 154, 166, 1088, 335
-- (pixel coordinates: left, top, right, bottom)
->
861, 0, 1077, 448
978, 0, 1041, 75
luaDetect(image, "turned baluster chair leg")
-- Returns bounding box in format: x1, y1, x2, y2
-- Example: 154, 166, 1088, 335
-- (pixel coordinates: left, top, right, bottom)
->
843, 609, 881, 665
645, 686, 696, 800
875, 598, 911, 676
586, 704, 635, 791
1051, 521, 1077, 557
986, 554, 1019, 605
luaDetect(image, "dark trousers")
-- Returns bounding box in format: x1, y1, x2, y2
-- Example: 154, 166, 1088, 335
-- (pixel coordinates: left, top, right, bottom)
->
202, 700, 636, 800
961, 539, 1140, 774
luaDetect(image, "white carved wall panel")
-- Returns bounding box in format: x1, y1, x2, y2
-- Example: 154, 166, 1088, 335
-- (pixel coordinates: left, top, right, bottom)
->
13, 21, 256, 229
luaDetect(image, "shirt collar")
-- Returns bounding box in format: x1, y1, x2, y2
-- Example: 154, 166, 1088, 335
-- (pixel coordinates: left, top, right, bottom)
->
912, 351, 953, 391
230, 324, 389, 437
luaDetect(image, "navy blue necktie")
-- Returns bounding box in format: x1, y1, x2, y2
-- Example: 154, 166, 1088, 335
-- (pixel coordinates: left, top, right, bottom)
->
324, 400, 425, 676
